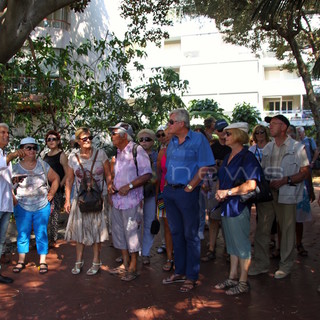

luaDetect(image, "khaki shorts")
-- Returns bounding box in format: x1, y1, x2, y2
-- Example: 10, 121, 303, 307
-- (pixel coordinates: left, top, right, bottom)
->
111, 203, 143, 253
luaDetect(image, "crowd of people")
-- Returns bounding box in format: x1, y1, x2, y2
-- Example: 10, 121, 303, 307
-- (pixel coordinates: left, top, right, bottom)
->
0, 110, 320, 295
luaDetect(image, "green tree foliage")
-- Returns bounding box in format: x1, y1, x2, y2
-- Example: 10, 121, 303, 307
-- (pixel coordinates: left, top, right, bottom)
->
232, 102, 262, 133
0, 35, 187, 147
188, 98, 229, 121
127, 67, 189, 132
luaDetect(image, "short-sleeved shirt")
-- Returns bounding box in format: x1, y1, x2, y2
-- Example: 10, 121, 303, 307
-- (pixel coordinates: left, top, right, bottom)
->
13, 160, 51, 212
112, 141, 152, 210
68, 148, 108, 196
301, 137, 317, 163
165, 130, 215, 185
218, 148, 262, 217
0, 149, 14, 212
249, 145, 263, 163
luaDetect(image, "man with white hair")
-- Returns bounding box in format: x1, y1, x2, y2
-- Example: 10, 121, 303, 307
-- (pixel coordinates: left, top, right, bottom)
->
297, 126, 319, 168
162, 109, 215, 292
107, 122, 152, 281
0, 123, 25, 284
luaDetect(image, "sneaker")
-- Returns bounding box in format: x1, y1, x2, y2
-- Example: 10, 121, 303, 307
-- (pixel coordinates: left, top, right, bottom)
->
274, 270, 289, 279
248, 265, 269, 276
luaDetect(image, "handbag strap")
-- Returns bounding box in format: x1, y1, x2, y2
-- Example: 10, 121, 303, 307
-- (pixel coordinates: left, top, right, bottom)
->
75, 150, 103, 190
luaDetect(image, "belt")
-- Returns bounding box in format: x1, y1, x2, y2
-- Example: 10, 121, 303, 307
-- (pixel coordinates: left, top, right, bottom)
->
167, 184, 186, 189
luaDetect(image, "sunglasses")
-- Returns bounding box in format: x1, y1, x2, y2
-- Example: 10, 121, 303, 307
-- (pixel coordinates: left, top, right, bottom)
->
80, 136, 93, 142
156, 133, 165, 138
217, 129, 224, 133
255, 130, 266, 135
225, 131, 232, 137
24, 146, 38, 151
46, 137, 58, 142
139, 137, 153, 143
168, 119, 179, 125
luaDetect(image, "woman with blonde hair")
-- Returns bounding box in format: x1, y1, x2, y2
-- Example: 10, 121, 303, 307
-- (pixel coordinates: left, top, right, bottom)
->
249, 125, 270, 163
215, 123, 263, 295
64, 127, 110, 276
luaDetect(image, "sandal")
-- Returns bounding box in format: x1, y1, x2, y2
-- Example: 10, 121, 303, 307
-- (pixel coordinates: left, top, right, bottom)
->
86, 262, 102, 276
71, 261, 84, 275
297, 244, 308, 257
142, 256, 150, 265
13, 262, 26, 273
225, 281, 250, 296
201, 250, 215, 262
121, 271, 138, 282
115, 256, 123, 263
162, 259, 174, 272
180, 280, 197, 293
214, 278, 238, 290
162, 274, 186, 285
108, 265, 127, 275
39, 263, 48, 275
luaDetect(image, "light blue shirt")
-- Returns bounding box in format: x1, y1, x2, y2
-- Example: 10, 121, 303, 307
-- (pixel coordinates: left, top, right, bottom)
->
165, 130, 215, 185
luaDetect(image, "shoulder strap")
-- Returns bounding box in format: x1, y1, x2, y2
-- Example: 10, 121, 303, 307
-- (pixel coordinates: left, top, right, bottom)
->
75, 152, 87, 179
132, 143, 139, 176
39, 159, 49, 189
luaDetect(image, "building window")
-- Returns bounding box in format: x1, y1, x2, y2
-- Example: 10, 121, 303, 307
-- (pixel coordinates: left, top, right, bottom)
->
282, 101, 293, 113
39, 7, 70, 30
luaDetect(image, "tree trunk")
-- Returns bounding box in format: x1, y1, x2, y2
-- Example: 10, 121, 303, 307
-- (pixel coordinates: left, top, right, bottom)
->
287, 35, 320, 147
0, 0, 77, 64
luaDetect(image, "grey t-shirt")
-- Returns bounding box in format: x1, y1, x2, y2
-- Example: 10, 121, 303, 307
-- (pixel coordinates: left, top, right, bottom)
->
13, 160, 50, 211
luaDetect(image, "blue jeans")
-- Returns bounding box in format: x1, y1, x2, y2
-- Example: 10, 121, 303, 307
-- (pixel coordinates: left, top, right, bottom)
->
141, 196, 156, 256
14, 203, 51, 255
0, 211, 11, 256
163, 185, 200, 281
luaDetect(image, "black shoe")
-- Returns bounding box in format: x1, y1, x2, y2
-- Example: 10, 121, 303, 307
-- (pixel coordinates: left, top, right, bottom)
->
0, 274, 14, 284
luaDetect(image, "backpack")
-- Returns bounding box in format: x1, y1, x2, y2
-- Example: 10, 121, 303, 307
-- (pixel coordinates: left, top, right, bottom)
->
75, 150, 103, 213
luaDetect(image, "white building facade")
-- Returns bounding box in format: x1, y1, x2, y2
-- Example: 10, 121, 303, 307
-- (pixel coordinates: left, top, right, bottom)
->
126, 17, 312, 125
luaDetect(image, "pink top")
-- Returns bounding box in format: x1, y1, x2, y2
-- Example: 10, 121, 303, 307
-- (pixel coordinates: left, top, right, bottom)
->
112, 141, 152, 210
160, 150, 167, 192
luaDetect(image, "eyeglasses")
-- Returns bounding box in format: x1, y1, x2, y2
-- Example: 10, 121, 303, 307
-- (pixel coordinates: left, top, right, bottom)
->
156, 133, 165, 138
80, 136, 93, 142
46, 137, 58, 142
217, 129, 224, 133
168, 119, 180, 125
225, 131, 232, 137
139, 137, 153, 143
24, 146, 38, 151
255, 130, 266, 135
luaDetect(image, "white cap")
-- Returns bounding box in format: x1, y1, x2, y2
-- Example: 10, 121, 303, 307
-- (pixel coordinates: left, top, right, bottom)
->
224, 122, 249, 133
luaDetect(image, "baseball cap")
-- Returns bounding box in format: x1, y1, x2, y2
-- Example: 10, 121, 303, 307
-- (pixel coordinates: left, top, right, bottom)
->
214, 119, 228, 131
264, 114, 290, 127
224, 122, 249, 133
109, 122, 134, 137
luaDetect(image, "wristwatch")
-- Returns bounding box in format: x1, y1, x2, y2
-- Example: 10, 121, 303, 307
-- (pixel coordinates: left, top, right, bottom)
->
129, 183, 134, 189
227, 189, 232, 196
287, 176, 292, 185
186, 184, 193, 190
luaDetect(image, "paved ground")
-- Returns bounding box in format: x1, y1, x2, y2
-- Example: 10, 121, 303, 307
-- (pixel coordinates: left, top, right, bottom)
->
1, 186, 320, 320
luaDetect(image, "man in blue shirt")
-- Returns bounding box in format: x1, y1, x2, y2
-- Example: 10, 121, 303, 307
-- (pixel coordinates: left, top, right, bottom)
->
162, 109, 215, 292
